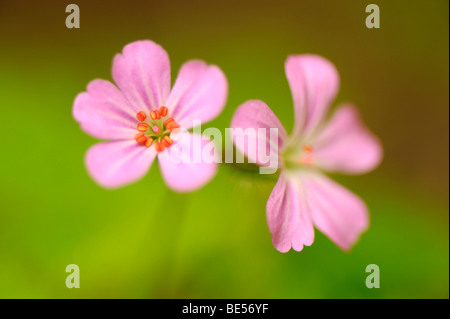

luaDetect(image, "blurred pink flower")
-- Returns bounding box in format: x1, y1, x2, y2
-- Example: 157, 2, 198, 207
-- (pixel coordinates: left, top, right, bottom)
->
231, 55, 382, 252
73, 40, 228, 191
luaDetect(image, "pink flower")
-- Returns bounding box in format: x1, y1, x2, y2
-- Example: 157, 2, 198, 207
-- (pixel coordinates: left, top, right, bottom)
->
231, 55, 382, 252
73, 40, 228, 191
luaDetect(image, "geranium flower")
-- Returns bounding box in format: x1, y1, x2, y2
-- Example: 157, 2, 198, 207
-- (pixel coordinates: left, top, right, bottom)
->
231, 55, 382, 252
73, 40, 228, 191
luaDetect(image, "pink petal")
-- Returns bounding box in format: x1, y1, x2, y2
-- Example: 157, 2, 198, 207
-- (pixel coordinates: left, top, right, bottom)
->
166, 60, 228, 129
301, 172, 369, 250
231, 100, 287, 168
86, 140, 157, 188
158, 133, 217, 192
73, 79, 137, 140
285, 55, 339, 138
266, 175, 315, 253
112, 40, 171, 113
312, 104, 383, 174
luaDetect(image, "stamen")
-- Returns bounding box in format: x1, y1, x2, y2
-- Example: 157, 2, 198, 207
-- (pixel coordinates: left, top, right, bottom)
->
145, 137, 154, 148
134, 132, 147, 144
164, 117, 180, 132
137, 123, 148, 132
167, 122, 180, 132
303, 145, 313, 153
155, 141, 165, 152
150, 110, 160, 120
162, 136, 173, 147
159, 106, 168, 117
164, 118, 175, 126
300, 145, 314, 166
136, 111, 147, 122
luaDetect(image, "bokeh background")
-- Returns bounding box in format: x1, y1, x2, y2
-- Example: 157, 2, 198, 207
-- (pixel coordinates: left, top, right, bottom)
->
0, 0, 448, 298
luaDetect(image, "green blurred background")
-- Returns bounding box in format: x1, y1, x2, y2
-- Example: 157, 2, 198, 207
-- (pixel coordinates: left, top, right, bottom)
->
0, 0, 448, 298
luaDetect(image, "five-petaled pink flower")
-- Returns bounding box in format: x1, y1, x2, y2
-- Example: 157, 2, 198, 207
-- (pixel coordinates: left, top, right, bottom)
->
231, 55, 382, 252
73, 40, 228, 191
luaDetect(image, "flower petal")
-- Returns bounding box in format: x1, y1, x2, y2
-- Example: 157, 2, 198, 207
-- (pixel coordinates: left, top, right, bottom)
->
166, 60, 228, 129
112, 40, 171, 113
266, 174, 315, 253
158, 133, 217, 192
285, 55, 339, 138
73, 79, 137, 140
231, 100, 287, 168
86, 140, 157, 188
301, 172, 369, 250
312, 104, 383, 174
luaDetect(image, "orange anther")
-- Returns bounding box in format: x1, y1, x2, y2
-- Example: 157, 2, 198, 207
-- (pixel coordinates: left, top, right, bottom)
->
303, 145, 313, 153
134, 132, 147, 144
135, 132, 144, 140
159, 106, 168, 117
136, 111, 147, 122
164, 117, 175, 126
150, 110, 160, 120
155, 141, 165, 152
167, 122, 180, 132
145, 137, 154, 148
137, 123, 149, 132
162, 136, 173, 147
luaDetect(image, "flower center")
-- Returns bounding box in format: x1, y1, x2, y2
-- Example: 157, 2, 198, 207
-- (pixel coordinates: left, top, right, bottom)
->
134, 106, 180, 152
282, 144, 315, 170
299, 145, 315, 166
